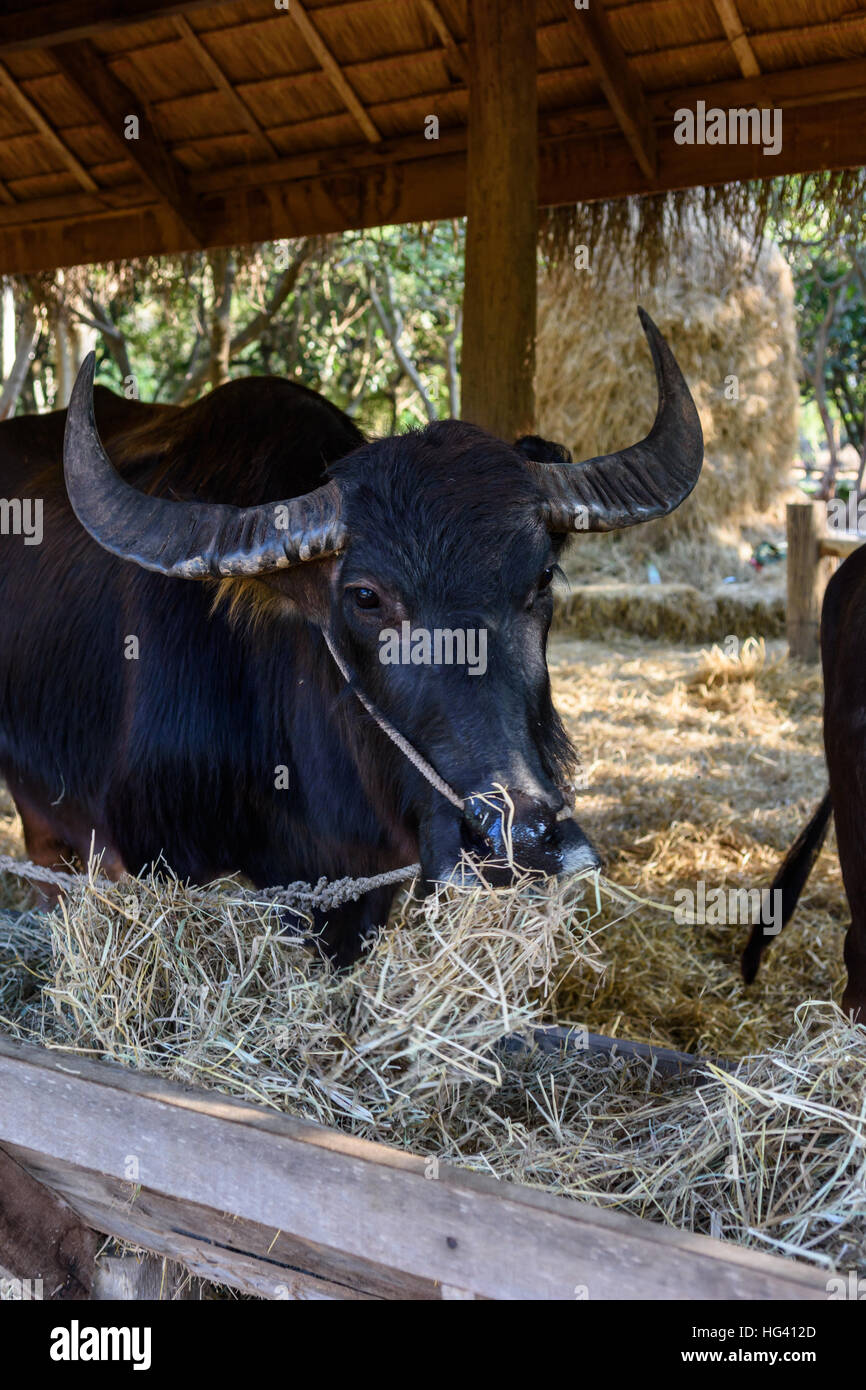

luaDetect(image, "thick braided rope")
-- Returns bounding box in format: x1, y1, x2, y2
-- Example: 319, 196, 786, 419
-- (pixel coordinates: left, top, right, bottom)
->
0, 852, 419, 913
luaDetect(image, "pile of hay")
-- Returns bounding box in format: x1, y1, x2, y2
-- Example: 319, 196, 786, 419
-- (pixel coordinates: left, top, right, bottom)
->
0, 632, 863, 1278
0, 869, 863, 1273
536, 218, 800, 586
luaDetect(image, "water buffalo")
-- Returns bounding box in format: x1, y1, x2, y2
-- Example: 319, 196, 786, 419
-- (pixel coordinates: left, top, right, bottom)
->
0, 309, 702, 961
742, 544, 866, 1020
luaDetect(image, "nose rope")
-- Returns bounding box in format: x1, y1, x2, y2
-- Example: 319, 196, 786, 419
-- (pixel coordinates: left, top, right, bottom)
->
322, 629, 464, 810
322, 629, 574, 822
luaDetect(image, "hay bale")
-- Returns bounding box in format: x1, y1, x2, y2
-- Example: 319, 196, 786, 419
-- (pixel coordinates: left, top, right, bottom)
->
553, 576, 786, 642
536, 222, 800, 585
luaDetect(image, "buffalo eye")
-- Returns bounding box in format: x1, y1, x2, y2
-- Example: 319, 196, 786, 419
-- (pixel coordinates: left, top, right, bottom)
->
538, 566, 555, 592
350, 586, 381, 611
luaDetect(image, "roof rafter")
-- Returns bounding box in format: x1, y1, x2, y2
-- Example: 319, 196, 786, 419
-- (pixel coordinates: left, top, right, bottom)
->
418, 0, 467, 84
712, 0, 761, 78
172, 15, 279, 162
571, 0, 657, 181
51, 38, 206, 244
0, 57, 99, 194
289, 0, 381, 144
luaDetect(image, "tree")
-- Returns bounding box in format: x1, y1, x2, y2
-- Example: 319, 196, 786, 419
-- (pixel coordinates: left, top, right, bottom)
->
781, 229, 866, 497
0, 222, 467, 437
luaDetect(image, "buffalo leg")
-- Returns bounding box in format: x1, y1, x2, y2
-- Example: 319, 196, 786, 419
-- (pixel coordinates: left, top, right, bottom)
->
7, 785, 125, 905
310, 886, 396, 967
8, 794, 75, 906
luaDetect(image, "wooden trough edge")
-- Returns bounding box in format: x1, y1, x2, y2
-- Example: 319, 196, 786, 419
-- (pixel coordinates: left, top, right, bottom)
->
0, 1033, 829, 1301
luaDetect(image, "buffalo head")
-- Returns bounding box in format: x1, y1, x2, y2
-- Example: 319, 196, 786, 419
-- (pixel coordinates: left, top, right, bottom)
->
64, 309, 702, 890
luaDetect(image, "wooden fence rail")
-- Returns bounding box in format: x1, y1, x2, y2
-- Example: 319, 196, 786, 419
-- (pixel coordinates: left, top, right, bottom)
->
0, 1033, 831, 1301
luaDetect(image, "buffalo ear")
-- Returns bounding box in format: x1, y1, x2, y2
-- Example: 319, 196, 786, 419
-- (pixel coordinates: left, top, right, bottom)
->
513, 435, 573, 465
254, 554, 340, 627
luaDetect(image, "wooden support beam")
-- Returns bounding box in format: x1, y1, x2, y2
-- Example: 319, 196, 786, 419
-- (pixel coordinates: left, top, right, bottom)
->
3, 78, 866, 273
571, 0, 657, 180
51, 38, 206, 244
418, 0, 467, 84
712, 0, 761, 79
172, 16, 280, 163
0, 1036, 831, 1300
290, 0, 381, 144
462, 0, 537, 440
0, 1144, 95, 1300
0, 1, 216, 51
0, 58, 99, 194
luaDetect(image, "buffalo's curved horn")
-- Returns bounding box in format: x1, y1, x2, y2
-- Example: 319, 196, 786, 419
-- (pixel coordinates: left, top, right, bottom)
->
526, 308, 703, 533
64, 354, 346, 578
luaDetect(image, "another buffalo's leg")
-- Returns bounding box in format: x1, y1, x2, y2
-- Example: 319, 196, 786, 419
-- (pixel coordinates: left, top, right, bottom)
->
821, 566, 866, 1024
842, 922, 866, 1024
824, 749, 866, 1023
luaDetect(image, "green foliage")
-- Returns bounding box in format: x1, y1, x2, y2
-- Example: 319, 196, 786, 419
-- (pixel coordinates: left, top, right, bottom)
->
786, 236, 866, 454
12, 223, 466, 434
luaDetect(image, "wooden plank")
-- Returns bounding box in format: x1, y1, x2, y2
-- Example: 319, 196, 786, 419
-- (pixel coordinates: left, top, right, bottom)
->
289, 0, 381, 144
462, 0, 537, 440
820, 533, 863, 560
0, 1144, 95, 1300
418, 0, 467, 84
51, 38, 206, 245
571, 0, 657, 179
8, 1143, 437, 1300
0, 1034, 831, 1300
711, 0, 761, 79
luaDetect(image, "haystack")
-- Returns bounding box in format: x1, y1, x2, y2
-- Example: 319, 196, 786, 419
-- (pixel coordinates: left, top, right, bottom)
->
536, 220, 800, 586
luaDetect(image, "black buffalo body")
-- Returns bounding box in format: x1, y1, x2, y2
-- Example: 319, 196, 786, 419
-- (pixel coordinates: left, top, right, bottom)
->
0, 311, 703, 961
743, 545, 866, 1020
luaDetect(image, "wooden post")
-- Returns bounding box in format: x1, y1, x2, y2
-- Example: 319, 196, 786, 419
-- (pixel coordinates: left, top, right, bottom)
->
461, 0, 537, 440
787, 500, 832, 663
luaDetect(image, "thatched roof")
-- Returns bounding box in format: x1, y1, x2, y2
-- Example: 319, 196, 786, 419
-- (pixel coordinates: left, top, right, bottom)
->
0, 0, 864, 272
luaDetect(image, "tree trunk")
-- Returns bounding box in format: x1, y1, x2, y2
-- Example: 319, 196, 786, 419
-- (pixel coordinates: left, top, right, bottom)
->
0, 293, 40, 420
208, 248, 236, 391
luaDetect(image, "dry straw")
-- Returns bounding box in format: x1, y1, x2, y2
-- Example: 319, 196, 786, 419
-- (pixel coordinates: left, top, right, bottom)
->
0, 635, 864, 1275
536, 206, 799, 587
